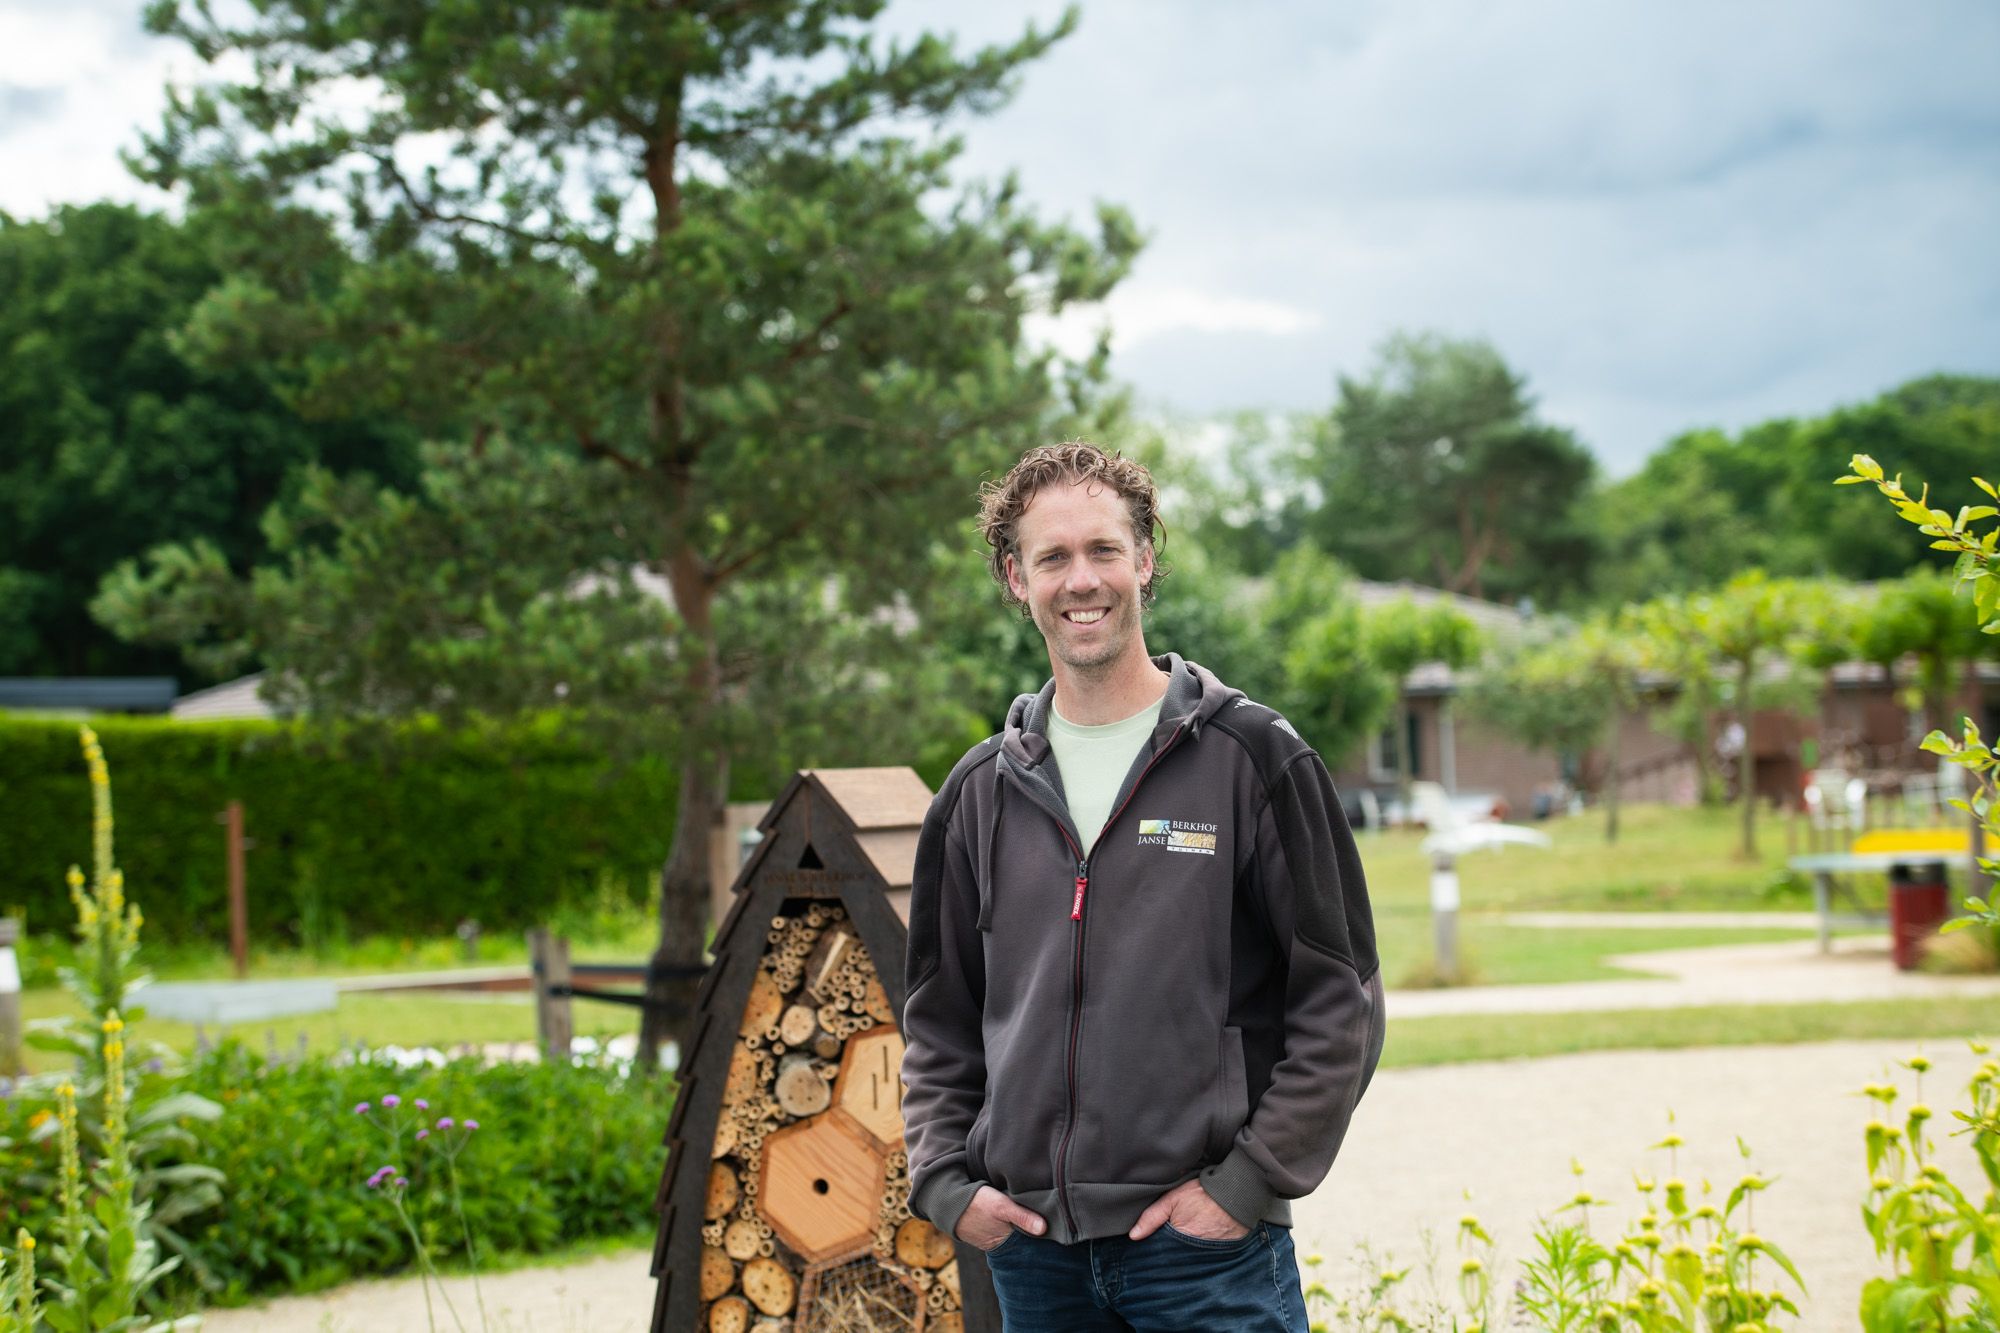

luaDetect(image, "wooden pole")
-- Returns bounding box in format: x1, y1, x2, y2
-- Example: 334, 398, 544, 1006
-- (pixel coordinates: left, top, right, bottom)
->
0, 918, 20, 1077
529, 928, 572, 1061
224, 800, 248, 979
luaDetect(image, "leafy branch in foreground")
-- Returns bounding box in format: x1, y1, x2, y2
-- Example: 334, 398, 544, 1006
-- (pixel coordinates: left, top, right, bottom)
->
1841, 454, 2000, 933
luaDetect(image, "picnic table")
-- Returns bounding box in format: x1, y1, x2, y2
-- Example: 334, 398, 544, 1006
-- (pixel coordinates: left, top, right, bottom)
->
1786, 851, 1954, 953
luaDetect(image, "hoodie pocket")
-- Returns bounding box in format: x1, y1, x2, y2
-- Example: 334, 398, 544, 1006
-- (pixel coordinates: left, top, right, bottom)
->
1208, 1025, 1248, 1161
966, 1104, 991, 1180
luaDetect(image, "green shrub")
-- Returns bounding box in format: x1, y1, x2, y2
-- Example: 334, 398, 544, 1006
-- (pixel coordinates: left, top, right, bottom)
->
0, 710, 681, 944
170, 1044, 670, 1304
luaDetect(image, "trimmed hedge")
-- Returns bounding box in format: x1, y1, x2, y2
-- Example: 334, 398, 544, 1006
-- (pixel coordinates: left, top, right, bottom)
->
0, 711, 678, 944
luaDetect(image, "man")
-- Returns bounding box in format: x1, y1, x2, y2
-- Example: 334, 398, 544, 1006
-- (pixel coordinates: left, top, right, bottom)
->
900, 442, 1385, 1330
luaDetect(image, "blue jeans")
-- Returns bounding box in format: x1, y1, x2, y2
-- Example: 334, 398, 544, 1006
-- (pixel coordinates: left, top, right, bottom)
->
981, 1220, 1308, 1331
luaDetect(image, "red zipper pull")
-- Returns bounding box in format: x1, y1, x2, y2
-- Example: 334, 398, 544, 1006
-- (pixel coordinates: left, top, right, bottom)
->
1071, 860, 1088, 921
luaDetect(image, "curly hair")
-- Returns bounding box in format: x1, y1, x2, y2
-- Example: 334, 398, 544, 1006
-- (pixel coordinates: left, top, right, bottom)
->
977, 441, 1168, 619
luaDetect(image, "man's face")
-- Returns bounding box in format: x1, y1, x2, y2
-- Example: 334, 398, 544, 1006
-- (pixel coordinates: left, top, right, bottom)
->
1004, 479, 1154, 674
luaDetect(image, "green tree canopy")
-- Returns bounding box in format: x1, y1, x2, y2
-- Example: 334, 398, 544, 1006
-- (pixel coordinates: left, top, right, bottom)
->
0, 202, 416, 677
1846, 566, 1994, 735
1464, 612, 1650, 840
1303, 332, 1600, 607
1636, 572, 1834, 856
1593, 375, 2000, 605
1358, 593, 1485, 807
123, 0, 1141, 1049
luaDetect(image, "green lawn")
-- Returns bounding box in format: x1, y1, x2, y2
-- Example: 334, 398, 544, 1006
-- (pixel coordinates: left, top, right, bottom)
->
18, 988, 640, 1075
17, 912, 677, 988
1356, 801, 1833, 916
1374, 915, 1822, 989
1383, 994, 2000, 1068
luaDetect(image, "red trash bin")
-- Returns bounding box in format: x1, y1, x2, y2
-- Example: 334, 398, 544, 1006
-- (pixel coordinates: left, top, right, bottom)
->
1888, 861, 1950, 971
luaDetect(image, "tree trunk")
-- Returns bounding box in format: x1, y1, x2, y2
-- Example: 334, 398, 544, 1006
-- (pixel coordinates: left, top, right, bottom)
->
1396, 704, 1414, 822
1921, 652, 1956, 741
640, 559, 725, 1061
1604, 707, 1623, 845
1738, 656, 1758, 860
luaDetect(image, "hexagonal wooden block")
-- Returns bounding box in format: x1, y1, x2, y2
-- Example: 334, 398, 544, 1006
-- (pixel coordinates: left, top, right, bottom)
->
833, 1024, 906, 1149
758, 1112, 887, 1264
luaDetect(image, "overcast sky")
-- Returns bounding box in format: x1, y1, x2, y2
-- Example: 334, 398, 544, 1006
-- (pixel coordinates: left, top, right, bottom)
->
3, 1, 1996, 477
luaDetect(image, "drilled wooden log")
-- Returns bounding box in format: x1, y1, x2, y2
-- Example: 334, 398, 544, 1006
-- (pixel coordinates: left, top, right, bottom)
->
707, 1163, 740, 1220
895, 1218, 955, 1270
778, 1004, 817, 1047
740, 968, 785, 1037
863, 975, 894, 1023
774, 1057, 832, 1117
700, 1245, 736, 1301
726, 1044, 761, 1104
707, 1293, 751, 1333
724, 1217, 762, 1262
742, 1256, 797, 1316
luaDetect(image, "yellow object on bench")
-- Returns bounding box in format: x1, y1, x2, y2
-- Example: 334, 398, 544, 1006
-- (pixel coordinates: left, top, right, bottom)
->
1850, 828, 1972, 856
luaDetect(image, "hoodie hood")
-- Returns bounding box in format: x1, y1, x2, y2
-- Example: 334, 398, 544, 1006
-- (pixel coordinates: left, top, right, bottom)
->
1000, 653, 1242, 769
975, 654, 1243, 933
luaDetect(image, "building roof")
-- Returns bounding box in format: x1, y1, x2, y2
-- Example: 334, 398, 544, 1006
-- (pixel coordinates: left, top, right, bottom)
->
0, 677, 178, 714
170, 672, 282, 720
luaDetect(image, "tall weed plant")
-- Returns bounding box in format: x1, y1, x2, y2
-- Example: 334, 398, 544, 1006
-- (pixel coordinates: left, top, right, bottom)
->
11, 727, 222, 1327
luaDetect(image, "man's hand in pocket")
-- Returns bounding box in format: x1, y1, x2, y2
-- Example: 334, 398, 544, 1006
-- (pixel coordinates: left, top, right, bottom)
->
955, 1185, 1048, 1252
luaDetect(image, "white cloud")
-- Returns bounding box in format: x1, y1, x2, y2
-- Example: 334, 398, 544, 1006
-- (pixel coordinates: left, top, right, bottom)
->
0, 2, 190, 216
1029, 284, 1322, 359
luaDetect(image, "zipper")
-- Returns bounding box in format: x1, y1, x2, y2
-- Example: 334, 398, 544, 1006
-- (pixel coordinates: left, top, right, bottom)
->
1051, 722, 1188, 1237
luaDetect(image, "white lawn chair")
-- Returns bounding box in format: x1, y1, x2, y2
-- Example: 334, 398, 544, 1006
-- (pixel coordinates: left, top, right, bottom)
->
1410, 780, 1553, 858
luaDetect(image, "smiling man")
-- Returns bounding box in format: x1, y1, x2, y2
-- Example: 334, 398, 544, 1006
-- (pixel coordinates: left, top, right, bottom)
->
900, 442, 1386, 1330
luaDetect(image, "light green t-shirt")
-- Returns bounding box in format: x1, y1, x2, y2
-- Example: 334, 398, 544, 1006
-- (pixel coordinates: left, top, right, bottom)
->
1048, 696, 1165, 855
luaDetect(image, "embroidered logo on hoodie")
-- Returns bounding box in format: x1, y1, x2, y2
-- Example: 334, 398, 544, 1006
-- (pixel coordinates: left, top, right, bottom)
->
1137, 818, 1219, 855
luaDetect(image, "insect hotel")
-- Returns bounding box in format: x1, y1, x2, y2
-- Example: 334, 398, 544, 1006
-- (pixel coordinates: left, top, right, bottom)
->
651, 767, 1001, 1333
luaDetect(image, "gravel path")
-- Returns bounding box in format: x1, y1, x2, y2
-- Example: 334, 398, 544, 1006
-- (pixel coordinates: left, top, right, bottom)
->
1391, 934, 2000, 1017
1294, 1037, 1989, 1332
200, 1036, 1991, 1331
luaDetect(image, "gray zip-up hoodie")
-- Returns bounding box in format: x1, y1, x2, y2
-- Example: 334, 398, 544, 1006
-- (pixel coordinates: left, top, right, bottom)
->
899, 654, 1386, 1247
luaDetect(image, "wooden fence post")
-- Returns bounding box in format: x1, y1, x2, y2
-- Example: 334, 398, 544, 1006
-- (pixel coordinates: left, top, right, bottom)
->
218, 800, 249, 979
529, 928, 572, 1061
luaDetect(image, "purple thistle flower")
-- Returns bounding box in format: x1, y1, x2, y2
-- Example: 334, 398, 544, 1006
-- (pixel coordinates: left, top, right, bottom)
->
415, 1099, 429, 1111
366, 1165, 398, 1188
393, 1176, 407, 1189
437, 1117, 454, 1130
416, 1129, 429, 1141
354, 1102, 370, 1115
381, 1094, 401, 1109
463, 1119, 479, 1132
